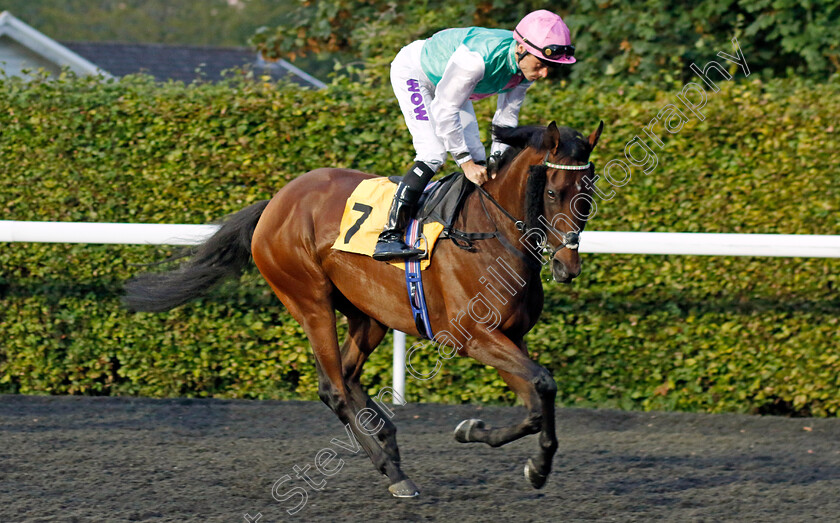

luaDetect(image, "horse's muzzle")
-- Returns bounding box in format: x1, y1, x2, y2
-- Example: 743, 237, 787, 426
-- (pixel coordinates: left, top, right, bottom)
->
551, 258, 580, 283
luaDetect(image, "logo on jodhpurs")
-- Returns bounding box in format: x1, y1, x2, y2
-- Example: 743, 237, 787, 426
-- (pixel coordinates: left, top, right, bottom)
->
406, 79, 428, 121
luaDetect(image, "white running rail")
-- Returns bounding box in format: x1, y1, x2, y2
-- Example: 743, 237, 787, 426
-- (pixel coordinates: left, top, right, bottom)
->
3, 220, 840, 402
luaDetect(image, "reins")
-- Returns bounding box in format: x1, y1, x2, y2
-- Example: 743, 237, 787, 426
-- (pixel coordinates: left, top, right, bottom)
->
474, 184, 528, 232
446, 185, 537, 267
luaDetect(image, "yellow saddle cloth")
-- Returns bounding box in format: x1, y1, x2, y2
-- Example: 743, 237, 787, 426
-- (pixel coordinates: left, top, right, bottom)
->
331, 178, 445, 270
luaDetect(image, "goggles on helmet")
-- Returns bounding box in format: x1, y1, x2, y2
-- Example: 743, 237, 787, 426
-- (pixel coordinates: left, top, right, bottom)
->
514, 29, 575, 61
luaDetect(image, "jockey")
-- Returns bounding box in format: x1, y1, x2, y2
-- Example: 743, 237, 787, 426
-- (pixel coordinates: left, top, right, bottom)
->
373, 9, 576, 261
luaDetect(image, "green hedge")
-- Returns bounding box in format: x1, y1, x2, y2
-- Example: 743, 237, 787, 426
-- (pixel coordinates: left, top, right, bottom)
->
252, 0, 840, 86
1, 71, 838, 415
562, 0, 840, 84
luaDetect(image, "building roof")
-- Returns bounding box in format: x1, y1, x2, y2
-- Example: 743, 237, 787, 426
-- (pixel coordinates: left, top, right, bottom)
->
0, 10, 107, 77
62, 41, 326, 88
0, 11, 325, 88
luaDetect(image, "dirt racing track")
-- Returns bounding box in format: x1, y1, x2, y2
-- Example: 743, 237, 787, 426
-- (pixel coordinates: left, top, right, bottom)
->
1, 395, 839, 522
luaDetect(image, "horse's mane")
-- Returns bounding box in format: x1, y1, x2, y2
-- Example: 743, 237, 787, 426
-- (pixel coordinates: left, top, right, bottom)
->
493, 124, 591, 171
492, 124, 591, 233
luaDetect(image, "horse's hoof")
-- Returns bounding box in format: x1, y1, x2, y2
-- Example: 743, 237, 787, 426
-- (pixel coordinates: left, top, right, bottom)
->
388, 479, 420, 498
454, 419, 485, 443
524, 458, 549, 489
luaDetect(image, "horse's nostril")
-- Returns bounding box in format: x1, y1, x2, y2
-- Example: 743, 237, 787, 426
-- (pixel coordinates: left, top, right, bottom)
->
551, 259, 568, 282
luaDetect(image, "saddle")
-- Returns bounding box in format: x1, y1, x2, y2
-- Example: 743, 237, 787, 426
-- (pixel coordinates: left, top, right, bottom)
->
332, 173, 474, 269
389, 172, 474, 241
332, 173, 475, 339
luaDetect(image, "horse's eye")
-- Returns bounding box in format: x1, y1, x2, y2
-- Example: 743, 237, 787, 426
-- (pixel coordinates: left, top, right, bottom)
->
547, 189, 557, 200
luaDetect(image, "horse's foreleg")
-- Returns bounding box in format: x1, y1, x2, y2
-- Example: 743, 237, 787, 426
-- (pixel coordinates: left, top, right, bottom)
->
346, 381, 402, 464
454, 370, 542, 447
454, 336, 558, 489
523, 367, 558, 489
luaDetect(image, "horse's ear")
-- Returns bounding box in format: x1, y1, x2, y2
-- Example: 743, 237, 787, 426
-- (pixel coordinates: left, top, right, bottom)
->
588, 120, 604, 149
543, 121, 561, 152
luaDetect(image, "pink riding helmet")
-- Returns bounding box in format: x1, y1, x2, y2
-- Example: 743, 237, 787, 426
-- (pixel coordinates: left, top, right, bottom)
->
513, 10, 576, 65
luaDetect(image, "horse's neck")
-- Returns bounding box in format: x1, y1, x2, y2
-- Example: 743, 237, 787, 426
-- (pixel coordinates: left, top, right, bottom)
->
457, 149, 541, 267
480, 148, 538, 223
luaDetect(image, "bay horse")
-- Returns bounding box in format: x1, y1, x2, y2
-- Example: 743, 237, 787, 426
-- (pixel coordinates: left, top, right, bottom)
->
124, 120, 603, 497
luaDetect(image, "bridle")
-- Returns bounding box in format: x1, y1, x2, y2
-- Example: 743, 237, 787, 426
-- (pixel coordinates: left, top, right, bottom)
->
473, 150, 591, 258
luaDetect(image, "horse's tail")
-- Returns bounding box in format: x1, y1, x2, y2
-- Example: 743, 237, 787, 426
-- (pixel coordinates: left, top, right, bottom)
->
123, 200, 270, 312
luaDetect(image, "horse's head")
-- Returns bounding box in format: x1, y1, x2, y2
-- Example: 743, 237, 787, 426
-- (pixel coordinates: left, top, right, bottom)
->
493, 120, 603, 283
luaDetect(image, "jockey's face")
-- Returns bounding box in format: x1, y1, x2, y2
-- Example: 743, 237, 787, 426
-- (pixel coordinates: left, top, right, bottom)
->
515, 44, 554, 81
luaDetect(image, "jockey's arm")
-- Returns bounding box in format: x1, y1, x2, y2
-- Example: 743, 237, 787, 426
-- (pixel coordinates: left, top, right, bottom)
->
490, 81, 531, 160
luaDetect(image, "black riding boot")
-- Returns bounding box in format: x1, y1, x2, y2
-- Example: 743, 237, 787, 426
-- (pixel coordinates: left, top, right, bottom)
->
372, 182, 424, 261
373, 162, 436, 261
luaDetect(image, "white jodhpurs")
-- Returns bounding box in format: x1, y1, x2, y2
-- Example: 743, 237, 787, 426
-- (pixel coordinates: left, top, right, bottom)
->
390, 40, 486, 170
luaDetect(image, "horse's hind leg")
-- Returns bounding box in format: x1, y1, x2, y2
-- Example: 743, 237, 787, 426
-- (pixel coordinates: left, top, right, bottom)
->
259, 266, 416, 496
339, 313, 403, 467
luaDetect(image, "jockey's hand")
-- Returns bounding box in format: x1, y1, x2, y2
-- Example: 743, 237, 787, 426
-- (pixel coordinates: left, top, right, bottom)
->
462, 160, 488, 186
